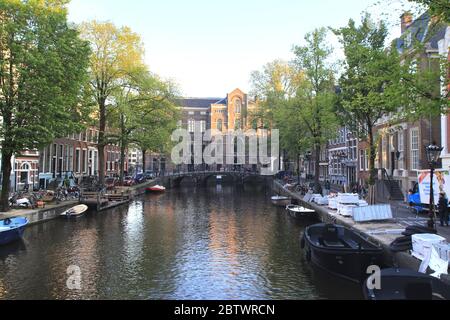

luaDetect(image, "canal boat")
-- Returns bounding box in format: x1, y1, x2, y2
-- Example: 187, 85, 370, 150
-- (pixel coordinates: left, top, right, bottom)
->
286, 205, 315, 219
146, 185, 166, 193
0, 217, 29, 245
271, 196, 291, 207
364, 268, 450, 300
302, 223, 384, 283
60, 204, 89, 218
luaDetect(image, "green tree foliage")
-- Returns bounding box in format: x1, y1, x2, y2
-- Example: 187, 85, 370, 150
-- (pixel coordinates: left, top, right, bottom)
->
108, 71, 180, 181
332, 14, 405, 203
408, 0, 450, 22
131, 76, 180, 173
291, 28, 338, 191
79, 20, 146, 185
250, 29, 338, 190
0, 0, 90, 211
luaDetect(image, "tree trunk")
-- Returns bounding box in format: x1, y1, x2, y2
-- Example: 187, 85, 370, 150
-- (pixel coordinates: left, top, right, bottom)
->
314, 143, 322, 194
119, 143, 126, 186
368, 126, 377, 205
119, 114, 126, 186
0, 150, 13, 212
97, 101, 107, 186
142, 149, 147, 172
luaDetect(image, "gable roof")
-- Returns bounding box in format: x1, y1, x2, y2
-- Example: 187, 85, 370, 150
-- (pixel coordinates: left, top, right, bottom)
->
396, 12, 449, 53
177, 98, 224, 109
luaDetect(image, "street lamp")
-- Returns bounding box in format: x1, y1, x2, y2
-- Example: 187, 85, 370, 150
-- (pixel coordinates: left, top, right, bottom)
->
425, 142, 443, 230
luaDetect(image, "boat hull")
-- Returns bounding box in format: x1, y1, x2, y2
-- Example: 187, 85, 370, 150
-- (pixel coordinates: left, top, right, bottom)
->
364, 268, 450, 300
286, 206, 316, 219
60, 204, 89, 218
271, 197, 291, 207
303, 224, 384, 283
0, 218, 28, 246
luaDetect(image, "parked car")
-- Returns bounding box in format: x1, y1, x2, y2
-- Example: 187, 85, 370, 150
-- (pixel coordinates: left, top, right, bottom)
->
105, 177, 118, 190
134, 174, 145, 185
144, 171, 156, 180
123, 176, 135, 187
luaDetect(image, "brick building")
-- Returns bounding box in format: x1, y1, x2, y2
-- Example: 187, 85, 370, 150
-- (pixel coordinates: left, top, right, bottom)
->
368, 12, 448, 199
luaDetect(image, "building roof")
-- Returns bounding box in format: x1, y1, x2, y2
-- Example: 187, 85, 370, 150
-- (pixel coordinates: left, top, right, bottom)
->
396, 12, 449, 53
177, 98, 224, 109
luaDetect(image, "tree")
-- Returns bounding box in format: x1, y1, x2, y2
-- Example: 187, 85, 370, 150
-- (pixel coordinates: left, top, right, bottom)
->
79, 21, 145, 186
249, 60, 303, 130
291, 28, 338, 192
332, 14, 405, 204
407, 0, 450, 22
131, 75, 179, 173
0, 0, 90, 211
107, 71, 179, 182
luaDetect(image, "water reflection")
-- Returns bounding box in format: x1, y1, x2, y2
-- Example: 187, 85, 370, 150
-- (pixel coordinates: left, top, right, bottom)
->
0, 184, 362, 300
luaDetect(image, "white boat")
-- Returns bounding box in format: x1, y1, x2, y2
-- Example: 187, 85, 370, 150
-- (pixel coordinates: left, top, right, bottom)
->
146, 185, 166, 193
271, 196, 291, 207
286, 205, 316, 218
61, 204, 88, 218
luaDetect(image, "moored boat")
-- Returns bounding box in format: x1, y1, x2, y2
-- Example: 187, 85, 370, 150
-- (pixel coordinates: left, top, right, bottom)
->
286, 205, 315, 218
364, 268, 450, 300
0, 217, 29, 245
302, 223, 384, 283
271, 196, 291, 207
60, 204, 89, 218
146, 185, 166, 193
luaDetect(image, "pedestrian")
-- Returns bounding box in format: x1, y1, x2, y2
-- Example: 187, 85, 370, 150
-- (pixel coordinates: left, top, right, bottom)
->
438, 192, 449, 227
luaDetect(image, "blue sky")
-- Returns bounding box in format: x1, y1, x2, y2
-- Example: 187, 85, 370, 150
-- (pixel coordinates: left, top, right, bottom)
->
68, 0, 421, 97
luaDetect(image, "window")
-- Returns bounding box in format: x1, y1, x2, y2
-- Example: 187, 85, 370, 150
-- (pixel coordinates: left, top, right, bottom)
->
188, 119, 195, 133
365, 150, 369, 172
188, 111, 195, 115
398, 131, 405, 170
201, 112, 207, 116
382, 136, 388, 169
200, 120, 206, 133
235, 119, 241, 130
75, 149, 80, 173
217, 119, 223, 132
82, 150, 87, 173
360, 150, 366, 171
68, 148, 74, 172
235, 99, 242, 114
410, 128, 420, 170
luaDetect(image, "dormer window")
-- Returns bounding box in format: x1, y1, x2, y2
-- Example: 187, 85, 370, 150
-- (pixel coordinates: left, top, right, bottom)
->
405, 32, 412, 48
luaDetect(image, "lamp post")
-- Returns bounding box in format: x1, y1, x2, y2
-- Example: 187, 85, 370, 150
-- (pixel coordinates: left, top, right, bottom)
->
425, 143, 443, 230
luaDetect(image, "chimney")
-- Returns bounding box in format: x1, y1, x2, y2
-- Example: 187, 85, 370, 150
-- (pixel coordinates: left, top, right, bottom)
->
401, 12, 413, 33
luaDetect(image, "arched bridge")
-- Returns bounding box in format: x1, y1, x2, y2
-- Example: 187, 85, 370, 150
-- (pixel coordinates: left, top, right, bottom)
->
157, 171, 273, 188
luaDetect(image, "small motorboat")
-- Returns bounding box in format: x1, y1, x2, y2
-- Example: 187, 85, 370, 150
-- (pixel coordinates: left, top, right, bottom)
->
146, 185, 166, 193
0, 217, 29, 245
286, 205, 315, 218
271, 196, 291, 207
364, 268, 450, 300
302, 223, 384, 283
60, 204, 88, 218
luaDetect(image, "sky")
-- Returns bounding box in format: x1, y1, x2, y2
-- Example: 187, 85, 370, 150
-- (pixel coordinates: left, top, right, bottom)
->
67, 0, 422, 98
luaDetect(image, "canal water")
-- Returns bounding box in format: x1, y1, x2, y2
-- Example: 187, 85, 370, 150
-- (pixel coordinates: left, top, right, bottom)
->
0, 184, 363, 300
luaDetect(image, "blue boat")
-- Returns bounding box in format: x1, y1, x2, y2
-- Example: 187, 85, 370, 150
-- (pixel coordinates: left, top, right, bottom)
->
0, 217, 29, 245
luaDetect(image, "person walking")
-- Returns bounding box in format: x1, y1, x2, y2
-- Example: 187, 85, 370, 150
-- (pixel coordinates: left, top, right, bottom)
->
438, 192, 449, 227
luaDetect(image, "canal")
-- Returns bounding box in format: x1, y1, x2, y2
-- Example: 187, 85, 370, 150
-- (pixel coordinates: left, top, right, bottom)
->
0, 184, 362, 300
